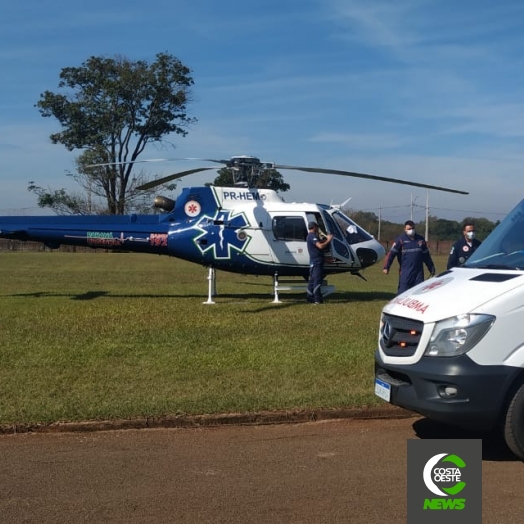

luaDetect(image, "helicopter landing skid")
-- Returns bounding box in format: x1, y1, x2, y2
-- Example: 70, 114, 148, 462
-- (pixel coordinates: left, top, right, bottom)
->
272, 274, 335, 304
203, 266, 217, 304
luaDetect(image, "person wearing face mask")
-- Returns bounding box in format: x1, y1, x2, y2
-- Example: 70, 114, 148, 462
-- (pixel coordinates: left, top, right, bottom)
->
447, 222, 482, 269
382, 220, 436, 295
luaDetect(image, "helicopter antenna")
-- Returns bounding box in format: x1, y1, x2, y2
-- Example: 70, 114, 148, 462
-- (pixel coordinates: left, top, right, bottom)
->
330, 197, 352, 210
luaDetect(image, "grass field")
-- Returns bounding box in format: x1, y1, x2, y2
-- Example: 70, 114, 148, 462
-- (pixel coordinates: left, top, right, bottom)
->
0, 251, 448, 427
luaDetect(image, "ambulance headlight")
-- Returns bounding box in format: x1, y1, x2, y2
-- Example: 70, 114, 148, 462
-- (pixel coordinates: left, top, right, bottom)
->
425, 314, 495, 357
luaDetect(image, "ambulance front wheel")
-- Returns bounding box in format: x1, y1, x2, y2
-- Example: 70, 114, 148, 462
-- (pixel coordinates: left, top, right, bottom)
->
503, 382, 524, 461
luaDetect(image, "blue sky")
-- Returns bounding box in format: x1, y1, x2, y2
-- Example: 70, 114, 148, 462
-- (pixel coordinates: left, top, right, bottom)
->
1, 0, 523, 223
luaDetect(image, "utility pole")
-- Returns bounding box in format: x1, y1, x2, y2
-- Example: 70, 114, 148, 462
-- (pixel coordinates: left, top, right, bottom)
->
425, 190, 429, 241
378, 206, 381, 241
411, 193, 418, 221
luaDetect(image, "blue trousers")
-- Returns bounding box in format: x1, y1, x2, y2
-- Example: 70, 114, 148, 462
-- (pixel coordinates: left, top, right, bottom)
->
307, 263, 324, 303
398, 270, 424, 295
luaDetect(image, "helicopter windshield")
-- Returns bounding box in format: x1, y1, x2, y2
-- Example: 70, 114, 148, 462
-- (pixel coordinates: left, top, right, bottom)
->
331, 210, 374, 245
466, 199, 524, 270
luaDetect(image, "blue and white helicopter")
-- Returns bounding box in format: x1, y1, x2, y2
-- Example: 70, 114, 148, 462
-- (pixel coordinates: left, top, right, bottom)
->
0, 156, 467, 303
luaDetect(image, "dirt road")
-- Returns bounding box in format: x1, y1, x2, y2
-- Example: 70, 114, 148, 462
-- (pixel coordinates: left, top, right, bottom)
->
0, 416, 522, 523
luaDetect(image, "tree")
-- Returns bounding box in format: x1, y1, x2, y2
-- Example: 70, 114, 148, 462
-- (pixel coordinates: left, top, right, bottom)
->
27, 183, 87, 216
34, 52, 196, 214
27, 149, 163, 215
211, 167, 290, 193
426, 217, 461, 241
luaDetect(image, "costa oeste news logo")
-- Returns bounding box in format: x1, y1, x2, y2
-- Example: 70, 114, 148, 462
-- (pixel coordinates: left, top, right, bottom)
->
423, 452, 466, 509
407, 439, 481, 524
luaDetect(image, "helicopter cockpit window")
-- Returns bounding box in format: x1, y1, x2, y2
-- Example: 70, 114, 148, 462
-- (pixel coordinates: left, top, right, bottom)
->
331, 211, 373, 245
272, 216, 308, 241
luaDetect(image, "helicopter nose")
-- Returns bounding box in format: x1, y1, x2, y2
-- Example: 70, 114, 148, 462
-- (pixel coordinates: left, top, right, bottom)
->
356, 239, 385, 268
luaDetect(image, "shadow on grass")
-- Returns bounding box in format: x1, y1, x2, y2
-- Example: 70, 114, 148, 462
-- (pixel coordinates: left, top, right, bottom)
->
8, 289, 395, 304
236, 280, 395, 300
8, 290, 277, 301
10, 291, 110, 301
223, 282, 394, 302
323, 290, 394, 302
413, 417, 517, 462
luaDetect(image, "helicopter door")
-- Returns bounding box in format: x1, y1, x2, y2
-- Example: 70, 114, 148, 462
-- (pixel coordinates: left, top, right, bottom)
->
269, 215, 310, 266
320, 211, 356, 267
328, 209, 385, 268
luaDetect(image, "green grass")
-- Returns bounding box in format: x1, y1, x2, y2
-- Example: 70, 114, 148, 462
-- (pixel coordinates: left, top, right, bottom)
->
0, 252, 448, 426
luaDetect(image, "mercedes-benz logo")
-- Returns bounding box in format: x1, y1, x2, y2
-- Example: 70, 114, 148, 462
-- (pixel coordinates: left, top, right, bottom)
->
382, 320, 397, 348
382, 320, 394, 347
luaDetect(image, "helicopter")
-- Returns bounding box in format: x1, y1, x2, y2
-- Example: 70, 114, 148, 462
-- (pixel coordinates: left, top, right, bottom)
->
0, 155, 468, 303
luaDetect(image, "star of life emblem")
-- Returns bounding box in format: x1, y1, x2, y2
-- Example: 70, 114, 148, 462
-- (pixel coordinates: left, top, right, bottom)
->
413, 277, 453, 295
194, 210, 250, 259
185, 200, 201, 217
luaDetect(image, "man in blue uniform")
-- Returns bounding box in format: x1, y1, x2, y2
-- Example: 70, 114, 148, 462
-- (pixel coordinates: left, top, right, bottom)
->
306, 221, 333, 304
447, 222, 482, 269
382, 220, 435, 295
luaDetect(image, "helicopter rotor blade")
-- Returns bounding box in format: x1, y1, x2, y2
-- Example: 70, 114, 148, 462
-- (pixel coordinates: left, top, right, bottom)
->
89, 155, 468, 195
274, 165, 469, 195
136, 167, 217, 191
88, 158, 228, 168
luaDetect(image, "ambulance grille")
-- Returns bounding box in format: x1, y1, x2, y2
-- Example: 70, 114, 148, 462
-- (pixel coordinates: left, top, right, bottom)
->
380, 314, 423, 357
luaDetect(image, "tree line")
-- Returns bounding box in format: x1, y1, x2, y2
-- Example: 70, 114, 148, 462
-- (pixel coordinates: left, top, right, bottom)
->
347, 210, 498, 242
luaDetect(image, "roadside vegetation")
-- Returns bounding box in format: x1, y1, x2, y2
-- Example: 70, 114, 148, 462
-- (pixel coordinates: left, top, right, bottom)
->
0, 252, 447, 427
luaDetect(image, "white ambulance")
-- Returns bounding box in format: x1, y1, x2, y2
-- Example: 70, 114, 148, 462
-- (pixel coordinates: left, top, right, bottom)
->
375, 198, 524, 460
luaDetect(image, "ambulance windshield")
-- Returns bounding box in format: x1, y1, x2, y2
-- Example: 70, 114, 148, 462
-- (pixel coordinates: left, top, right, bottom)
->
466, 199, 524, 270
